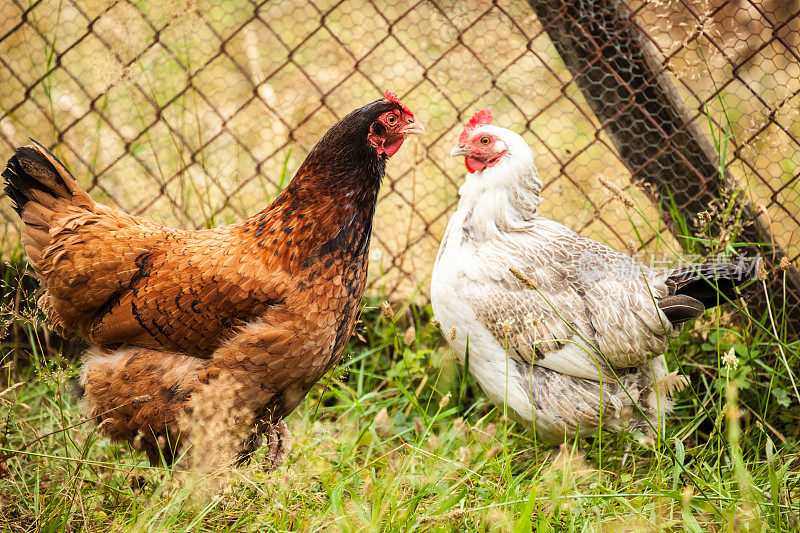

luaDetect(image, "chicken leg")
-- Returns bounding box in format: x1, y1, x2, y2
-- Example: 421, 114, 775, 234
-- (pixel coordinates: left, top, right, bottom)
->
263, 420, 293, 470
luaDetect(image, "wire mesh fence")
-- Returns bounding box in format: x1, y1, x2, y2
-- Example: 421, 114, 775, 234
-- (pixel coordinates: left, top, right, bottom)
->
1, 0, 798, 302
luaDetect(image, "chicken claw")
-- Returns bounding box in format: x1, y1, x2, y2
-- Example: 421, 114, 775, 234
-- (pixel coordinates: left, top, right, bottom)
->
263, 420, 293, 471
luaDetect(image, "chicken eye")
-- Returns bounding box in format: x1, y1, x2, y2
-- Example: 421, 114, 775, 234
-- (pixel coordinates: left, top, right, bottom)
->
480, 136, 491, 145
386, 115, 397, 125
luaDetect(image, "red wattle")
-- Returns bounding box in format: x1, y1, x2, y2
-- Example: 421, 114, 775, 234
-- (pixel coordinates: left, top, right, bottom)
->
465, 156, 486, 174
369, 134, 404, 157
382, 138, 404, 157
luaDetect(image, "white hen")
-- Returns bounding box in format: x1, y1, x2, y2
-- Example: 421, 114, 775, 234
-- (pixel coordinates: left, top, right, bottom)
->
431, 110, 754, 444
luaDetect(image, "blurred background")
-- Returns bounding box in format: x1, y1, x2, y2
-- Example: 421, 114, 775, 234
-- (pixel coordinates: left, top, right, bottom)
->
0, 0, 798, 300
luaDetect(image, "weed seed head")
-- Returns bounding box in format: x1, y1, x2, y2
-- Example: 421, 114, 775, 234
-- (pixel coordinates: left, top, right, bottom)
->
439, 392, 451, 409
598, 175, 634, 207
403, 326, 416, 345
374, 407, 394, 439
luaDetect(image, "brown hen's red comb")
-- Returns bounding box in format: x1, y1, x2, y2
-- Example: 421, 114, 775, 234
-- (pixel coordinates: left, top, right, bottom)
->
384, 89, 413, 117
459, 109, 494, 143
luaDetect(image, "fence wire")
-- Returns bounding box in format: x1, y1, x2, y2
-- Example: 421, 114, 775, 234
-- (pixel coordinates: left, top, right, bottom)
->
0, 0, 798, 300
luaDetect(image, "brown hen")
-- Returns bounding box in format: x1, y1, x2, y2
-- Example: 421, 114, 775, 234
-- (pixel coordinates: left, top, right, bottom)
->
3, 92, 423, 467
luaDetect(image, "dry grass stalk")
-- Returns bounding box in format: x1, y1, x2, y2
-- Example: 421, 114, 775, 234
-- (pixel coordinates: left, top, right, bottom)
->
509, 267, 537, 290
598, 176, 634, 208
418, 509, 466, 524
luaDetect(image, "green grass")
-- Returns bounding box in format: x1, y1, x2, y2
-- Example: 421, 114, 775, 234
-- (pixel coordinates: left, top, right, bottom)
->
1, 265, 799, 531
1, 3, 799, 528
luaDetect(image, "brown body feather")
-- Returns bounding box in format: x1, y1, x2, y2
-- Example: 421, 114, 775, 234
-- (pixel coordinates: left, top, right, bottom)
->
4, 98, 418, 465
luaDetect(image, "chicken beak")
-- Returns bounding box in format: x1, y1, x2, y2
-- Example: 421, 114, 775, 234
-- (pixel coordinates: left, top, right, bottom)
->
403, 121, 425, 135
450, 144, 470, 158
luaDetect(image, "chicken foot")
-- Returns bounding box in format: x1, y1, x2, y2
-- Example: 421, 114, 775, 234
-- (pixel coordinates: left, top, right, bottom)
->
263, 420, 293, 470
234, 419, 293, 470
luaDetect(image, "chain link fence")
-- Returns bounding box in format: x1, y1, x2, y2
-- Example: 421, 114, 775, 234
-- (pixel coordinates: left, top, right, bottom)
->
1, 0, 798, 302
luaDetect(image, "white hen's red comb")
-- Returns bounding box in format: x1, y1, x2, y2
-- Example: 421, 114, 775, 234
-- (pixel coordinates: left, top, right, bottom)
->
458, 109, 493, 143
384, 89, 413, 117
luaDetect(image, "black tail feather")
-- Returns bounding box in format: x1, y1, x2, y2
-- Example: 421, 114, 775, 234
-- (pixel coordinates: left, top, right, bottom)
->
4, 147, 50, 215
2, 140, 75, 216
667, 260, 758, 308
658, 294, 706, 324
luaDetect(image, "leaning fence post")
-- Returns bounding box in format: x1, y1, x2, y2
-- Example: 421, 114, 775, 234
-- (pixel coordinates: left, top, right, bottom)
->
527, 0, 800, 336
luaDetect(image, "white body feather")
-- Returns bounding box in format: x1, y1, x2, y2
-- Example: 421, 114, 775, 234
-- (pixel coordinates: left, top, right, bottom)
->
431, 125, 687, 443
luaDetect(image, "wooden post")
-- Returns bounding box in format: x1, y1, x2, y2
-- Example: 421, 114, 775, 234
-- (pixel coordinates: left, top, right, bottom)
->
528, 0, 800, 336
